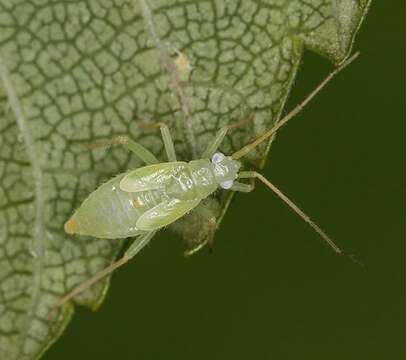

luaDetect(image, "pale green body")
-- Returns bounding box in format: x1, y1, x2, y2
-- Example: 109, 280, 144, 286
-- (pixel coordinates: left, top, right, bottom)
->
59, 59, 354, 308
65, 158, 239, 239
60, 111, 251, 310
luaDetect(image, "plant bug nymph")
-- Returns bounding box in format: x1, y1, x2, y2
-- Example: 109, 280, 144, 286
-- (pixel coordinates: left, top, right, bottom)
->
53, 52, 360, 312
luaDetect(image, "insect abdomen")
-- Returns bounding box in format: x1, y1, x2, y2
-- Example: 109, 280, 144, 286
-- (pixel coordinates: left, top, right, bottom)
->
64, 173, 162, 239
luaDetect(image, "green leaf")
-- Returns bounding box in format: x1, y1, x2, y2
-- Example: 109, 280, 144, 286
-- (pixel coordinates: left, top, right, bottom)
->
0, 0, 370, 358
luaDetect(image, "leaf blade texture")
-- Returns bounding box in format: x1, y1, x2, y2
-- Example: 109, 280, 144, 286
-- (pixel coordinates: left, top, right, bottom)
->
0, 0, 371, 358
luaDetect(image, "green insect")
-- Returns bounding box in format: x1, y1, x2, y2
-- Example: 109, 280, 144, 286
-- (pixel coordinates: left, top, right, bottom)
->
54, 53, 359, 310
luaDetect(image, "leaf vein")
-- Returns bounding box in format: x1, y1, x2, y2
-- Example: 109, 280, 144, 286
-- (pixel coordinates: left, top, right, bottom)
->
0, 54, 45, 359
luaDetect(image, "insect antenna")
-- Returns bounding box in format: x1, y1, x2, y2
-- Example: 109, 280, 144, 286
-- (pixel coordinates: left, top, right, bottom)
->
239, 171, 345, 256
233, 52, 361, 262
242, 171, 364, 265
232, 52, 360, 160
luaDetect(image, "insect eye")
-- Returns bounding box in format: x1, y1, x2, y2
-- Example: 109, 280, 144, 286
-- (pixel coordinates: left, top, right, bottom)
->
211, 152, 225, 164
220, 180, 234, 189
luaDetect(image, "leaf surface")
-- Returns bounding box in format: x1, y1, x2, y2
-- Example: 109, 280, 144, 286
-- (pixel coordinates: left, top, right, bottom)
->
0, 0, 370, 358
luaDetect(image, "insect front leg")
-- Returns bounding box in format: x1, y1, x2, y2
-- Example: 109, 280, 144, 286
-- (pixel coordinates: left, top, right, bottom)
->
201, 114, 255, 159
84, 136, 159, 165
51, 231, 156, 314
140, 122, 177, 162
230, 181, 255, 193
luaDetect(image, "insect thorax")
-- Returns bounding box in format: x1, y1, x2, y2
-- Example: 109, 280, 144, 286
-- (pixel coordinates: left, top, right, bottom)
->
158, 160, 217, 202
187, 159, 219, 198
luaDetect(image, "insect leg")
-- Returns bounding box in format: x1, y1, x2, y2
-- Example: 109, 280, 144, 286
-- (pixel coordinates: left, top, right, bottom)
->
238, 171, 345, 256
230, 181, 255, 193
184, 240, 207, 256
140, 122, 177, 161
183, 215, 217, 257
50, 231, 156, 314
85, 136, 159, 165
201, 114, 255, 159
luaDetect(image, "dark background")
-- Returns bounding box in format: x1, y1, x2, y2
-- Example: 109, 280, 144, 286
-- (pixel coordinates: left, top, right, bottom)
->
46, 2, 406, 359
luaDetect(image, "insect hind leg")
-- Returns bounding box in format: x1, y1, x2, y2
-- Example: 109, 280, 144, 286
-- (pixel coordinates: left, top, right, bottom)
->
49, 231, 156, 317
